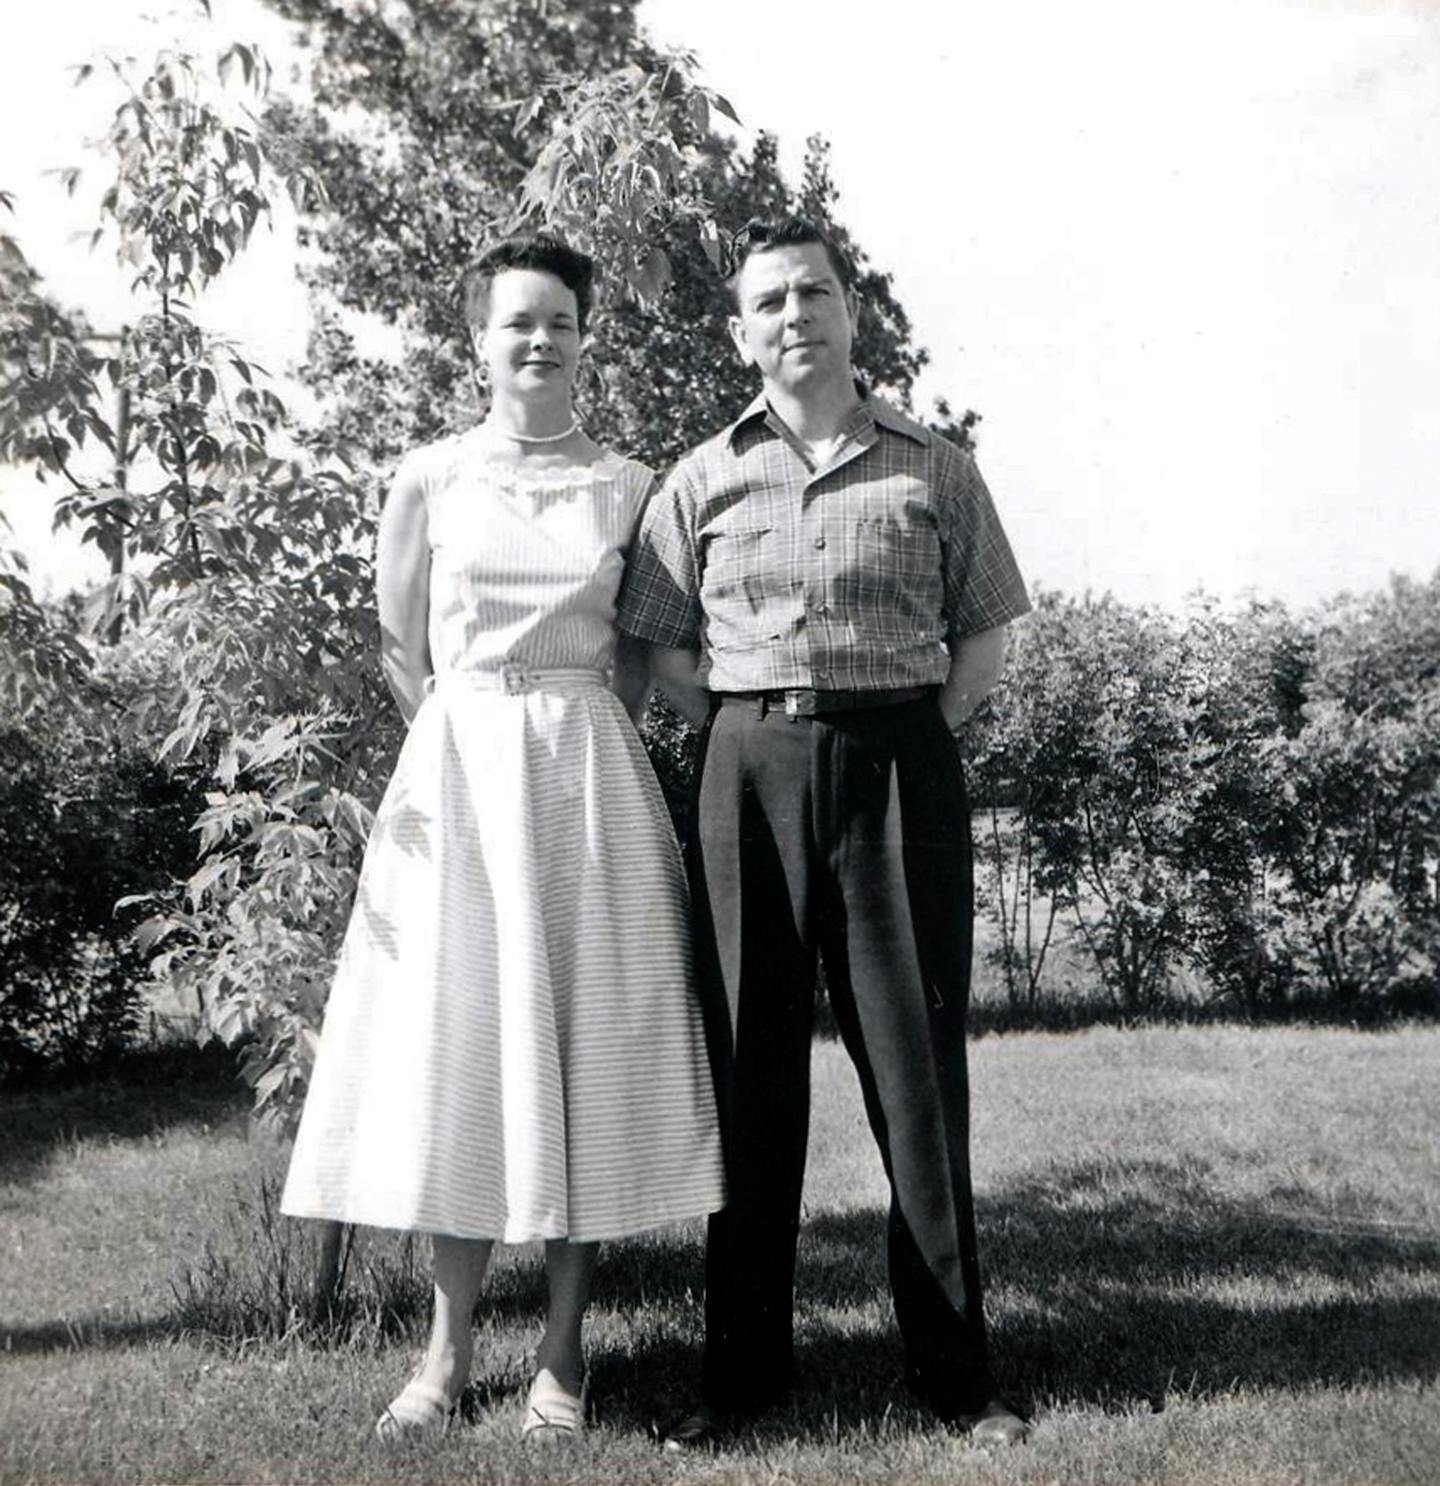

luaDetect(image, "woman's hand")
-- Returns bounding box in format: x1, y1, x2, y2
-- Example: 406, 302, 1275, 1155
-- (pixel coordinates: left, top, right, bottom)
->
377, 458, 433, 725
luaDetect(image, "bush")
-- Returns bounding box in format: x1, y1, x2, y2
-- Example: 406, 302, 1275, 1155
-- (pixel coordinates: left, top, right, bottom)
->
967, 593, 1200, 1014
969, 579, 1440, 1025
0, 682, 198, 1078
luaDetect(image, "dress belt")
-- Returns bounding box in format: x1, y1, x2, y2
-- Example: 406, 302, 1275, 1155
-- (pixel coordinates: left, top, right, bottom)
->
428, 665, 608, 695
718, 685, 934, 718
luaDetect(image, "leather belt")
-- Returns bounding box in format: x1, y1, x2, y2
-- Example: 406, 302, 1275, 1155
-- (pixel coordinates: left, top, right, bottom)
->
719, 685, 933, 719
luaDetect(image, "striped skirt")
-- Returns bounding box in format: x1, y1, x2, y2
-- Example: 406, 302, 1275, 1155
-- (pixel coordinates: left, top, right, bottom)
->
280, 674, 726, 1242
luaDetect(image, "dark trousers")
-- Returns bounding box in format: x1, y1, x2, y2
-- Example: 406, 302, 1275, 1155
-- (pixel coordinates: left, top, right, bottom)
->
690, 693, 994, 1419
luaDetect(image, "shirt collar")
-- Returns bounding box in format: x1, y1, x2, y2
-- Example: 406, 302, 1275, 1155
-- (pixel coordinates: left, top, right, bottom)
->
725, 381, 929, 450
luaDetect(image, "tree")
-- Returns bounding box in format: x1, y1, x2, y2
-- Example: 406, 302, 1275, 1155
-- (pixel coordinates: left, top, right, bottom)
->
258, 0, 926, 469
259, 0, 932, 810
1, 2, 941, 1129
0, 654, 197, 1079
0, 217, 106, 704
0, 36, 383, 1124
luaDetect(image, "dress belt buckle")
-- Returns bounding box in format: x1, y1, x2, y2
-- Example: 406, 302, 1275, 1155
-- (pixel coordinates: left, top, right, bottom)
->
784, 690, 801, 719
501, 663, 530, 694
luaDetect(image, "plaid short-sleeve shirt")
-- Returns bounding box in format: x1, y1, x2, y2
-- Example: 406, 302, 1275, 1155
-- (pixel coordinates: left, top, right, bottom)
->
616, 390, 1031, 693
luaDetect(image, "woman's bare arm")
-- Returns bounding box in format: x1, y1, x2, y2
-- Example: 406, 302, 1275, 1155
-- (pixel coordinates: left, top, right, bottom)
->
613, 633, 655, 723
376, 459, 432, 725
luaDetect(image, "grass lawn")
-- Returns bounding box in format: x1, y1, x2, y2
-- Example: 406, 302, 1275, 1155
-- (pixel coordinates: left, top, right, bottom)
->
3, 1026, 1438, 1484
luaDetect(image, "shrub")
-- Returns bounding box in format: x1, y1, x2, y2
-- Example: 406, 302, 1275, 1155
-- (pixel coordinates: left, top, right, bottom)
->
0, 678, 197, 1077
968, 593, 1201, 1014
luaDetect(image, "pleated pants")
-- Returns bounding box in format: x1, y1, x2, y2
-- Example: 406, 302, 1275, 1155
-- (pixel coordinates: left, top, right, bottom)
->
690, 692, 995, 1419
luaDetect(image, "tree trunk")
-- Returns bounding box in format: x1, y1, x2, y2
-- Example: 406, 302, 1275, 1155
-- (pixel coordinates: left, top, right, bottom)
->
311, 1219, 348, 1321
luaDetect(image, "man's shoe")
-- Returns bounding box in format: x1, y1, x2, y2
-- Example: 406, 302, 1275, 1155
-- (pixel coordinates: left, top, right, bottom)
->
959, 1397, 1030, 1447
661, 1401, 729, 1452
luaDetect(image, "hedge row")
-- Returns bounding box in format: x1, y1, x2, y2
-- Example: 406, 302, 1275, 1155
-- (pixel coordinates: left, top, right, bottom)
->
3, 574, 1436, 1076
961, 577, 1439, 1020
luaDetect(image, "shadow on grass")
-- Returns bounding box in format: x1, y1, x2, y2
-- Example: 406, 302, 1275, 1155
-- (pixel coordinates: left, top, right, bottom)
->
0, 1041, 250, 1185
587, 1159, 1440, 1439
8, 1154, 1437, 1446
786, 1161, 1440, 1418
0, 1316, 182, 1357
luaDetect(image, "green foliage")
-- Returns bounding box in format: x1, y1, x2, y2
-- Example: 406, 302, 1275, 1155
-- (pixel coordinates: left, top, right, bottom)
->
0, 37, 379, 1116
968, 593, 1200, 1012
1258, 578, 1440, 1008
0, 663, 197, 1078
171, 1171, 429, 1342
258, 0, 647, 461
4, 1, 1435, 1135
2, 2, 933, 1126
968, 578, 1440, 1020
260, 0, 925, 468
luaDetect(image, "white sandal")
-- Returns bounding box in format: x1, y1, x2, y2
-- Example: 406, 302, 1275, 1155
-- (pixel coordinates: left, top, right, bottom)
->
521, 1367, 588, 1442
374, 1377, 459, 1442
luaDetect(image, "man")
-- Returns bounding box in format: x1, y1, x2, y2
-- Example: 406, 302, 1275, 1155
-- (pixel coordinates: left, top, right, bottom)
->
615, 216, 1032, 1449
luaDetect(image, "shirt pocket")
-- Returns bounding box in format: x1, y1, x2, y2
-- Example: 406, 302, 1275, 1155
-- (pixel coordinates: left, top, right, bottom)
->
840, 518, 945, 634
846, 516, 939, 582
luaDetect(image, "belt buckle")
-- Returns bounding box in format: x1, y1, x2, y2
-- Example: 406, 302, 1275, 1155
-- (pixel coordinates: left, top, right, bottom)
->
784, 690, 800, 718
501, 663, 529, 694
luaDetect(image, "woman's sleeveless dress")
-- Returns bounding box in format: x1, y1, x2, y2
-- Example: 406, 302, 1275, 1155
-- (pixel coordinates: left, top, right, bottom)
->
280, 437, 725, 1242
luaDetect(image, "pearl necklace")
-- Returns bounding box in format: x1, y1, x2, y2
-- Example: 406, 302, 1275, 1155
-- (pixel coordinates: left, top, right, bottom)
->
489, 418, 580, 445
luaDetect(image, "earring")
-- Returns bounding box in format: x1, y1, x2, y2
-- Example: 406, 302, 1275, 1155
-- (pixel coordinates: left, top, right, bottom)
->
470, 347, 491, 406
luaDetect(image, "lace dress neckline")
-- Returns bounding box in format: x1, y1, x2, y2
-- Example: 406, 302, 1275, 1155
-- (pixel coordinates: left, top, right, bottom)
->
452, 428, 628, 488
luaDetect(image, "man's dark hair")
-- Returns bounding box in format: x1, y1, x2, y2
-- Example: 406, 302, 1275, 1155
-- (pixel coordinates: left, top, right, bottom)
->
724, 215, 855, 306
462, 233, 596, 335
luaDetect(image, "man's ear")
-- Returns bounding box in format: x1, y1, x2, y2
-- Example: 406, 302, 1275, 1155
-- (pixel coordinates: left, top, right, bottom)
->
727, 314, 755, 366
845, 288, 862, 333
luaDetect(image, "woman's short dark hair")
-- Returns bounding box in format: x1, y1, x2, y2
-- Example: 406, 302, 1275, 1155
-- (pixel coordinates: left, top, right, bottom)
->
462, 233, 596, 335
724, 215, 855, 305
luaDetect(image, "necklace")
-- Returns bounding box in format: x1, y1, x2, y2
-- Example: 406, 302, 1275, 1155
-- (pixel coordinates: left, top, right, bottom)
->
489, 418, 580, 445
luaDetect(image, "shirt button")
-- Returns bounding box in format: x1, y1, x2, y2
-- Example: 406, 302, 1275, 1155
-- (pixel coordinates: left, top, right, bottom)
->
810, 599, 828, 616
813, 535, 827, 550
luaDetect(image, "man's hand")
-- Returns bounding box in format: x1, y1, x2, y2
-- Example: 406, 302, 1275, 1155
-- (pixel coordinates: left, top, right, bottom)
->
939, 625, 1008, 731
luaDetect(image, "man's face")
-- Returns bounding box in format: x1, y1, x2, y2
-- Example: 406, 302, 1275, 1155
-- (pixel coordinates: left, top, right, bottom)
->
728, 242, 857, 401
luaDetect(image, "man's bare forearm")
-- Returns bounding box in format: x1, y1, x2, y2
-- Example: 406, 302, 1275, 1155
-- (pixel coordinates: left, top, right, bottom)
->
939, 624, 1007, 730
648, 641, 711, 728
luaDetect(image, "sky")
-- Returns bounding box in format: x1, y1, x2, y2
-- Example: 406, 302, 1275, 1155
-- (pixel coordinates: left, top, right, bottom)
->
3, 0, 1438, 610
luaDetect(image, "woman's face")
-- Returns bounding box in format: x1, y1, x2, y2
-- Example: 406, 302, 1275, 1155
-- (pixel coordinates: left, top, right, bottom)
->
475, 268, 582, 400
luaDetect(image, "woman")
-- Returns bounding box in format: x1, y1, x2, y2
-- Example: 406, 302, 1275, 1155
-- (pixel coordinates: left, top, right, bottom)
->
280, 233, 725, 1442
